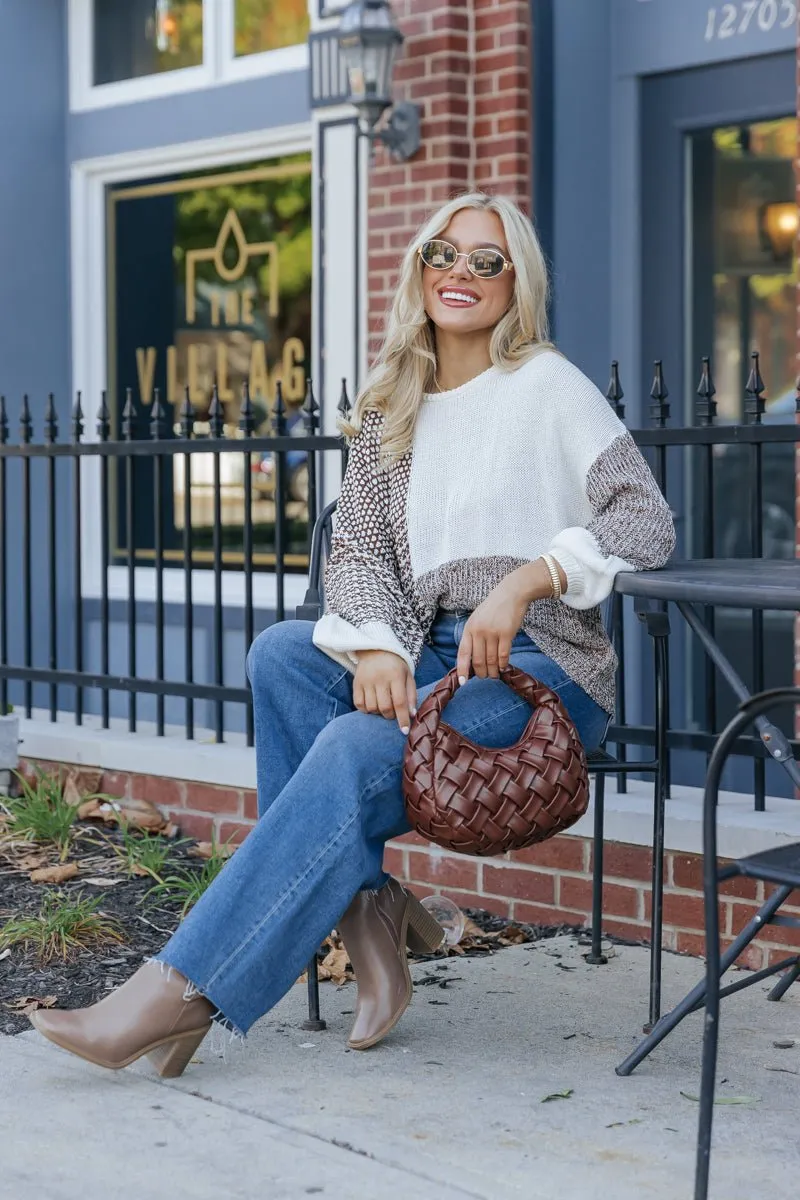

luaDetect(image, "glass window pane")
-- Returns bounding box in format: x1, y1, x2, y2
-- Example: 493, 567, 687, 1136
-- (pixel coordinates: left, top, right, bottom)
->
234, 0, 310, 57
94, 0, 204, 85
106, 154, 313, 571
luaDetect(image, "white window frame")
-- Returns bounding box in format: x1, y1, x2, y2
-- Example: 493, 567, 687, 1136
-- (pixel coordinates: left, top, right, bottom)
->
71, 123, 316, 611
69, 0, 310, 113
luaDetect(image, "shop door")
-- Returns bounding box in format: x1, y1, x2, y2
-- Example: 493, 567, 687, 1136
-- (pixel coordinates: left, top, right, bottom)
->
641, 53, 796, 792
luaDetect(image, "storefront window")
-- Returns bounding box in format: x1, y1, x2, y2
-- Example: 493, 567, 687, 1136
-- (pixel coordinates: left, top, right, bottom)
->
704, 118, 796, 421
106, 154, 313, 570
94, 0, 204, 85
234, 0, 309, 57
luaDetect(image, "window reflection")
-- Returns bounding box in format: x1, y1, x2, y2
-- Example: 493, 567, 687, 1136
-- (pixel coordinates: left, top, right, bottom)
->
94, 0, 203, 85
234, 0, 309, 57
709, 119, 796, 421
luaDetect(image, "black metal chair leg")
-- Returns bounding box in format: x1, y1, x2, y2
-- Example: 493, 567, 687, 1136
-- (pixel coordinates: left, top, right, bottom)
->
694, 987, 719, 1200
586, 771, 607, 965
767, 958, 800, 1002
647, 624, 670, 1030
617, 881, 792, 1076
302, 952, 326, 1031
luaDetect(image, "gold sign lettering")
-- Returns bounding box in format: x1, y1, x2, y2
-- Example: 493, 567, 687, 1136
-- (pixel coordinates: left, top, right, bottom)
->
137, 339, 307, 409
136, 347, 157, 407
185, 208, 278, 325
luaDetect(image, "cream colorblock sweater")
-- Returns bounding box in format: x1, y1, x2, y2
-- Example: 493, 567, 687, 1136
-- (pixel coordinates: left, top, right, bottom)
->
312, 350, 675, 714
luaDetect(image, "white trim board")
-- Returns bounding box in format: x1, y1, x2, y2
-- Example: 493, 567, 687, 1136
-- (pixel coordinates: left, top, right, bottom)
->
18, 715, 800, 859
71, 124, 314, 610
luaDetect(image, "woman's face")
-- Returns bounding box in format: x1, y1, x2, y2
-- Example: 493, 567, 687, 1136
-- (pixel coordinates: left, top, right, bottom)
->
421, 208, 515, 337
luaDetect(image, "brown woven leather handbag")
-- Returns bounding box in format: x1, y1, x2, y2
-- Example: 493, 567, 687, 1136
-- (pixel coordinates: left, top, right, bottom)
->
402, 665, 589, 857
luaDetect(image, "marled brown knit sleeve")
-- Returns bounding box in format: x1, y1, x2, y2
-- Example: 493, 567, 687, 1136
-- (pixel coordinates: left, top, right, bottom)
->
317, 410, 425, 668
585, 433, 676, 569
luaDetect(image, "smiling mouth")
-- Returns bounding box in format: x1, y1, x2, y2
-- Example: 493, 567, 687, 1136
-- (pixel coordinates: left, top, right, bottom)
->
438, 289, 479, 306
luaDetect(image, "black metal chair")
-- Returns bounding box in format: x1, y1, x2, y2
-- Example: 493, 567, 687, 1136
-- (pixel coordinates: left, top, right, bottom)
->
691, 689, 800, 1200
295, 502, 671, 1032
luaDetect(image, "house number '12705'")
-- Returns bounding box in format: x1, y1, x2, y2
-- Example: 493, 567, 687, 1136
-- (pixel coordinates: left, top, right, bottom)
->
705, 1, 796, 39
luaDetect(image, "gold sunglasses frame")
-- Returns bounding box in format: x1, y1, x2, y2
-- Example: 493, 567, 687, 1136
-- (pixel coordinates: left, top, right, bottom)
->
417, 239, 514, 279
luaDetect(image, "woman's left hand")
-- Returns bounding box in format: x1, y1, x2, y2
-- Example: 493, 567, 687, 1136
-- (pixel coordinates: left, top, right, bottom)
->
455, 573, 531, 683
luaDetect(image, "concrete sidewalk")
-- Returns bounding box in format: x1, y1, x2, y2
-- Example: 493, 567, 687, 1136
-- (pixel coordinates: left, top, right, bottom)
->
2, 935, 799, 1200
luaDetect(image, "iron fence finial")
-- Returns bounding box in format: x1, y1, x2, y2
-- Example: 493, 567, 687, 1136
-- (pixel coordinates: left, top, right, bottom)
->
122, 387, 135, 441
696, 357, 717, 427
302, 377, 319, 435
96, 391, 110, 442
338, 378, 352, 422
273, 380, 287, 437
44, 393, 58, 445
649, 361, 670, 428
179, 386, 195, 439
71, 391, 84, 444
744, 351, 765, 425
20, 395, 32, 444
239, 381, 255, 438
209, 383, 224, 439
606, 361, 625, 420
150, 387, 166, 440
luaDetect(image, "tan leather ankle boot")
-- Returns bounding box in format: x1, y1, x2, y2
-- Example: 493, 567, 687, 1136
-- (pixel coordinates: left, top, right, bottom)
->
29, 962, 214, 1077
337, 877, 444, 1051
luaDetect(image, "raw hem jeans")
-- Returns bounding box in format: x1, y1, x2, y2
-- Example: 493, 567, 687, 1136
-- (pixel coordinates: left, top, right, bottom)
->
154, 610, 609, 1036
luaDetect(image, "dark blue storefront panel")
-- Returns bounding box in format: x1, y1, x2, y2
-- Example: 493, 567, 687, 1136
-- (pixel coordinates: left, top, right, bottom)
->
0, 2, 72, 714
640, 52, 795, 795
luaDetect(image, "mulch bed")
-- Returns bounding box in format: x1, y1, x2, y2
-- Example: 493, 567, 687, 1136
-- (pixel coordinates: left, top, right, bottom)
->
1, 815, 587, 1037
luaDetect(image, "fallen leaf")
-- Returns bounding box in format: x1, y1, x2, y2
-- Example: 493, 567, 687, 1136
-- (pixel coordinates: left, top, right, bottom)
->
187, 842, 236, 860
131, 864, 152, 877
13, 852, 49, 871
77, 795, 167, 833
765, 1065, 800, 1076
318, 945, 353, 985
541, 1089, 574, 1103
680, 1092, 760, 1105
63, 766, 103, 808
5, 995, 57, 1016
82, 876, 124, 887
29, 863, 79, 884
0, 948, 11, 961
772, 1038, 796, 1049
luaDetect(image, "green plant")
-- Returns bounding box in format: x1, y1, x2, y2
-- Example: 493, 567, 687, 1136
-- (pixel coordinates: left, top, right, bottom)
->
0, 891, 124, 963
5, 771, 77, 859
146, 836, 233, 916
115, 823, 183, 881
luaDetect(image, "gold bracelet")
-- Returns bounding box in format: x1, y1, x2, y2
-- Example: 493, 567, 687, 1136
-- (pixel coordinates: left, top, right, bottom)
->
541, 554, 562, 601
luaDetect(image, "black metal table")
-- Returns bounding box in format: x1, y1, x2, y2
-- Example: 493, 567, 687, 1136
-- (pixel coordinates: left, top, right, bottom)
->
612, 560, 800, 1077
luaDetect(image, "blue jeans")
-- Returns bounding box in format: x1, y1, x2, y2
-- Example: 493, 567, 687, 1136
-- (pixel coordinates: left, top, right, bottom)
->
155, 610, 609, 1036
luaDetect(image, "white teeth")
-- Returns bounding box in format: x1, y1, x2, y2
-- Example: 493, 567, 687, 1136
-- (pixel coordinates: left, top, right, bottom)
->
440, 291, 477, 304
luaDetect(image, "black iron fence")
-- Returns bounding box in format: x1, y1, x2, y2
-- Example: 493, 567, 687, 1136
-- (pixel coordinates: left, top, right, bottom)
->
0, 354, 796, 803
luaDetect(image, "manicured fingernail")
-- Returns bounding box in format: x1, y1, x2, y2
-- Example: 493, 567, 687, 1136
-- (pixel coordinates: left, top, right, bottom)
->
400, 725, 410, 735
458, 675, 466, 686
410, 707, 417, 716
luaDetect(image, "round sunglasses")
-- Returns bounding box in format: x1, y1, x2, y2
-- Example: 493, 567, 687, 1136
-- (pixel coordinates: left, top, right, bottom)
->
418, 239, 514, 280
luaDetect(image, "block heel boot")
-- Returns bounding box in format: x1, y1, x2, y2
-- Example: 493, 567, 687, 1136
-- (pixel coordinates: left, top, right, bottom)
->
337, 877, 445, 1051
29, 962, 214, 1077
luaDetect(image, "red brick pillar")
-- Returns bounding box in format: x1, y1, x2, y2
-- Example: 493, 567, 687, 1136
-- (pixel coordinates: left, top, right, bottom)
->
367, 0, 533, 363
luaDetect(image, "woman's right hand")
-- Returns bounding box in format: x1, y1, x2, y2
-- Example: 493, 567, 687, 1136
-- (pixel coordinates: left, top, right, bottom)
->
353, 650, 417, 734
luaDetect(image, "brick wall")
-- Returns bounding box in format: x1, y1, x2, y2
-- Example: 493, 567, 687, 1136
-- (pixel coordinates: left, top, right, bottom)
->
368, 0, 532, 361
27, 757, 800, 969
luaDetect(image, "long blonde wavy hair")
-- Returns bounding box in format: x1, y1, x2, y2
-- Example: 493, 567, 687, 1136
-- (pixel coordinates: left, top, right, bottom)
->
340, 191, 553, 465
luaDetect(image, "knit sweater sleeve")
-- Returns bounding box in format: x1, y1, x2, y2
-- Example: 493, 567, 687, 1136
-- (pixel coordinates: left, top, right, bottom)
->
311, 410, 424, 676
543, 363, 676, 611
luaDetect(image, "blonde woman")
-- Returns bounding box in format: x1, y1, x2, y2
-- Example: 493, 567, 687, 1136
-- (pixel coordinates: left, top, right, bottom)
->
30, 193, 675, 1073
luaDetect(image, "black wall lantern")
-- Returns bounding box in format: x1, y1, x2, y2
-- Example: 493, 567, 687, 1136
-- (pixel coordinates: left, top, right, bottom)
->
337, 0, 420, 162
